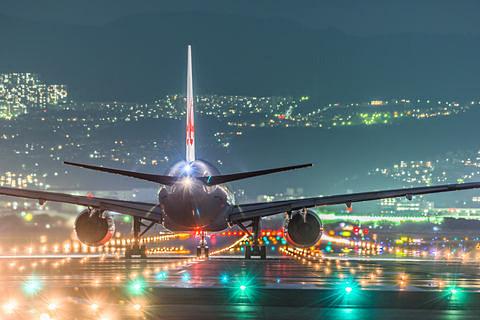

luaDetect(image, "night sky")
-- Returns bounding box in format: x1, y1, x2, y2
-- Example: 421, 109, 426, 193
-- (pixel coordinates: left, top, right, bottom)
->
2, 0, 480, 36
1, 1, 480, 102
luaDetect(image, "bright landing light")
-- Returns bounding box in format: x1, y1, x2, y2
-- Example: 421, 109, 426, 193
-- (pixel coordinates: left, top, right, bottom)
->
182, 177, 192, 187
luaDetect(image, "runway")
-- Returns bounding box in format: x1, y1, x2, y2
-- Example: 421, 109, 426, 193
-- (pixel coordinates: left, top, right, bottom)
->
2, 254, 480, 319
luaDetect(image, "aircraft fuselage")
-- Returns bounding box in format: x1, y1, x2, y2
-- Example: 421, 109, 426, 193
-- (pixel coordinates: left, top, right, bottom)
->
158, 160, 235, 231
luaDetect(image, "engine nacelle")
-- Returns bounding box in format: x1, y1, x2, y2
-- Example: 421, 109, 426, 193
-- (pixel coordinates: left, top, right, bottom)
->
74, 209, 115, 247
283, 210, 323, 248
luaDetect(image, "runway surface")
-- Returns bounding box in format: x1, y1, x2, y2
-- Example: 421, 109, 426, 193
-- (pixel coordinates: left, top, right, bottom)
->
1, 254, 480, 319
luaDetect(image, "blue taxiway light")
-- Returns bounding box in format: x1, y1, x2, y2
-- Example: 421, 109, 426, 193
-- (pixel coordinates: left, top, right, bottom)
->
221, 274, 229, 283
156, 272, 167, 280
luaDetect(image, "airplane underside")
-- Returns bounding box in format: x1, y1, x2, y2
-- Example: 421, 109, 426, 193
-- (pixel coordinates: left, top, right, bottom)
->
125, 214, 268, 259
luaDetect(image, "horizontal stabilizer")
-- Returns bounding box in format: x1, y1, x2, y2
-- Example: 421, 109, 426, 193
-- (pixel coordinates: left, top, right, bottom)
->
198, 163, 312, 186
64, 161, 179, 185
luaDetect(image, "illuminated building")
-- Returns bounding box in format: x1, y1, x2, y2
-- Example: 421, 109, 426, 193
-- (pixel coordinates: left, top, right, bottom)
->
380, 198, 434, 216
0, 73, 68, 115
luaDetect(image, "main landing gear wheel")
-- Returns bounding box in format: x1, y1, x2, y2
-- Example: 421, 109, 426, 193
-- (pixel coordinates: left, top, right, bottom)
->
125, 243, 147, 259
125, 217, 148, 259
197, 231, 209, 258
196, 246, 209, 258
244, 217, 267, 259
244, 245, 266, 259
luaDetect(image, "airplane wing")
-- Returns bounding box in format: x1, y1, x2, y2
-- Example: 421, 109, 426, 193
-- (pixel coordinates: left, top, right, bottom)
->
228, 182, 480, 223
0, 187, 163, 221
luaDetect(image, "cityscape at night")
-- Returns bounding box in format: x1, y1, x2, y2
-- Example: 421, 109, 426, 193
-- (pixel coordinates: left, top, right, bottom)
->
2, 1, 480, 319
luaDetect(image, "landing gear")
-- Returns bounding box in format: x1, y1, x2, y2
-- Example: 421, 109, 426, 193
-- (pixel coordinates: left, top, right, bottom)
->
125, 243, 147, 259
197, 231, 209, 258
245, 245, 266, 259
125, 217, 150, 259
244, 217, 267, 260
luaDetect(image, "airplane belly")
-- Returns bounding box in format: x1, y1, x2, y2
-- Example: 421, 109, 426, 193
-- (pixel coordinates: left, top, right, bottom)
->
159, 186, 229, 231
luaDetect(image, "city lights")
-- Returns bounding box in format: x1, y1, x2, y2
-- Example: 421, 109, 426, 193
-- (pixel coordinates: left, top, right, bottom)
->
0, 3, 479, 318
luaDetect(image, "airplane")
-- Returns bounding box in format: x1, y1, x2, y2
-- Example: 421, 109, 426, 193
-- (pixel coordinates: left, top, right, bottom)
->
1, 45, 480, 259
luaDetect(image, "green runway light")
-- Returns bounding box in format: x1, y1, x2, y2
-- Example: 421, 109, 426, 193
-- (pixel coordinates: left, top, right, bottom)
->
24, 279, 41, 295
240, 285, 246, 291
345, 286, 353, 294
128, 279, 146, 295
445, 287, 465, 301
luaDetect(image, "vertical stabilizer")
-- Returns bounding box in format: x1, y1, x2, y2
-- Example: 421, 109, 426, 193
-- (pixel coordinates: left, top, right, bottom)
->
186, 45, 195, 162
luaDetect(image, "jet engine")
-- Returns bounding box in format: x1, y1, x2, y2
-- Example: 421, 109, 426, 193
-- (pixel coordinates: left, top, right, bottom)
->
74, 209, 115, 246
283, 209, 323, 248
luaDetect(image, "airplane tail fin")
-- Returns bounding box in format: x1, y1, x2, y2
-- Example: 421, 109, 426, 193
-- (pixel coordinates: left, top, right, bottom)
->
186, 45, 195, 163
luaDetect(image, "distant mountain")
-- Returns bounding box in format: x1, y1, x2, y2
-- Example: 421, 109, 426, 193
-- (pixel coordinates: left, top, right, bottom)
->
0, 12, 479, 102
